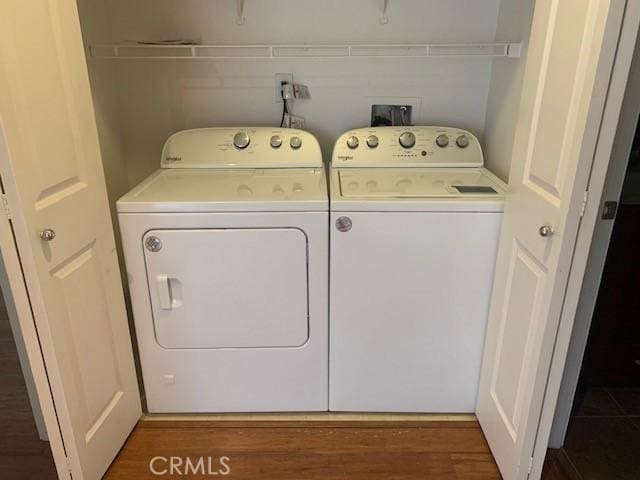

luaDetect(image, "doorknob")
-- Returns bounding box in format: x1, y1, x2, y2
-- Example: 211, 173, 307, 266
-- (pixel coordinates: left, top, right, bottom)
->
39, 229, 56, 241
538, 225, 554, 237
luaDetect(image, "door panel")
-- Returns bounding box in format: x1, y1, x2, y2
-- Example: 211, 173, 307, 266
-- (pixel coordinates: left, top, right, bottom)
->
476, 0, 626, 479
143, 228, 309, 349
489, 241, 547, 440
0, 1, 141, 479
525, 0, 591, 200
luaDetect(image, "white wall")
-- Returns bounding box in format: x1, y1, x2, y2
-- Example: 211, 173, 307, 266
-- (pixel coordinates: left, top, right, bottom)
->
114, 58, 498, 185
483, 0, 536, 181
76, 0, 128, 232
84, 0, 514, 187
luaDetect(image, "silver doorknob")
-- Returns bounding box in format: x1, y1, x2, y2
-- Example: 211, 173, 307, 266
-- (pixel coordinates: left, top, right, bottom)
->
539, 225, 554, 237
39, 229, 56, 241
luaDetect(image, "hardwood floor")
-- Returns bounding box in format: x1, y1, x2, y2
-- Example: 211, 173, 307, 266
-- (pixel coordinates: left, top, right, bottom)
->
0, 287, 574, 480
106, 420, 502, 479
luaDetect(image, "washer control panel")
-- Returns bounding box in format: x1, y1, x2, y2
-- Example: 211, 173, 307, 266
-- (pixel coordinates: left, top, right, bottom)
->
332, 126, 483, 168
162, 127, 322, 168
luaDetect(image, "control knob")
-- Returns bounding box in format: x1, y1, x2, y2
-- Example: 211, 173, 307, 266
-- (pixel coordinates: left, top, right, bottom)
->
270, 135, 283, 149
399, 131, 416, 149
456, 135, 470, 149
289, 136, 303, 149
436, 134, 449, 148
346, 136, 360, 149
233, 131, 250, 149
366, 135, 379, 148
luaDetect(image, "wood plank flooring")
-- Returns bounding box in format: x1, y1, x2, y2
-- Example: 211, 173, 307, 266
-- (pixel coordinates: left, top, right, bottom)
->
106, 420, 501, 479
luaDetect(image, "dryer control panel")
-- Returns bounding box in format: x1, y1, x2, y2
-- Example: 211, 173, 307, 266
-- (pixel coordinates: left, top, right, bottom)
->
161, 127, 322, 169
332, 126, 483, 168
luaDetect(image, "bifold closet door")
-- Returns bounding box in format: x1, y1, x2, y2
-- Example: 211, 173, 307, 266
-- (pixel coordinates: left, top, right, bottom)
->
0, 1, 141, 479
475, 1, 630, 479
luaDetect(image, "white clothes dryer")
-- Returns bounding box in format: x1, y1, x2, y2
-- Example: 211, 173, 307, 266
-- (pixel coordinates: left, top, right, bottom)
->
329, 126, 506, 412
118, 128, 328, 413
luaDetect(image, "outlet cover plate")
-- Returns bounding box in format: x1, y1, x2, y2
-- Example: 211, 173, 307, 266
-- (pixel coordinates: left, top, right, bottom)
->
275, 73, 293, 103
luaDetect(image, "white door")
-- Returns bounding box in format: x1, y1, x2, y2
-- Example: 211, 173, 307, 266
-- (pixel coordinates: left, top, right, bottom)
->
0, 2, 141, 479
476, 1, 627, 479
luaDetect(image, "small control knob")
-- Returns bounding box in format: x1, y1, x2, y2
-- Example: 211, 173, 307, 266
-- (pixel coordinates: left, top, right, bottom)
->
346, 136, 360, 150
456, 135, 470, 149
270, 135, 283, 149
399, 131, 416, 149
436, 134, 449, 148
289, 136, 302, 149
366, 135, 379, 149
233, 131, 250, 149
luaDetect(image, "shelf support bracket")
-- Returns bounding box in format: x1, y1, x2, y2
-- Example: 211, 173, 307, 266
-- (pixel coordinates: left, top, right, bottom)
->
380, 0, 390, 24
236, 0, 246, 25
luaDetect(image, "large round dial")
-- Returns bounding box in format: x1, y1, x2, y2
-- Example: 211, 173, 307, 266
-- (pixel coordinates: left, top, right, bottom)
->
233, 131, 251, 149
399, 131, 416, 149
346, 136, 360, 149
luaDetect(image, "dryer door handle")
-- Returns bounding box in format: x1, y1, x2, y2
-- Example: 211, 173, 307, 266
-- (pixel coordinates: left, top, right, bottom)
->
156, 274, 173, 310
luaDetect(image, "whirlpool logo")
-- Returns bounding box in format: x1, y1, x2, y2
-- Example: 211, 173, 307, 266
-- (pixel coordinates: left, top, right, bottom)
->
149, 456, 231, 476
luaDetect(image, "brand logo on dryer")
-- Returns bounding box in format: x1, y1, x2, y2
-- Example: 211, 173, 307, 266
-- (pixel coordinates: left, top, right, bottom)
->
165, 156, 182, 163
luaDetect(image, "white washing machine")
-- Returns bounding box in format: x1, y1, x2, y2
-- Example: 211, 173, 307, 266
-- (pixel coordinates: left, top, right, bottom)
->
329, 126, 506, 412
117, 127, 328, 413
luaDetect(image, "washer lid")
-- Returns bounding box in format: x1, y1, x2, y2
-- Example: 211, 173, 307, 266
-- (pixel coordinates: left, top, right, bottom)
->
117, 168, 328, 213
338, 168, 505, 198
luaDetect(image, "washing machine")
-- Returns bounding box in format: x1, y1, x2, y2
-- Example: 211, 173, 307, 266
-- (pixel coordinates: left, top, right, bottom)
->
117, 127, 328, 413
329, 126, 506, 412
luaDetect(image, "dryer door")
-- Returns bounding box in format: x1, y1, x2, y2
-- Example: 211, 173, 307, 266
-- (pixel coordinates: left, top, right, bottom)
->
143, 228, 309, 349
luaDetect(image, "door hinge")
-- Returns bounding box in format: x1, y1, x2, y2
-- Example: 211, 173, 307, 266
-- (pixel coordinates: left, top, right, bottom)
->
66, 456, 74, 478
601, 200, 618, 220
579, 190, 589, 217
1, 193, 10, 220
526, 456, 534, 478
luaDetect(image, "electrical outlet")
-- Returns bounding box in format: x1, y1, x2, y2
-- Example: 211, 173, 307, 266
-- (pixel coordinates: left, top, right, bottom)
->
283, 113, 306, 129
275, 73, 293, 103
